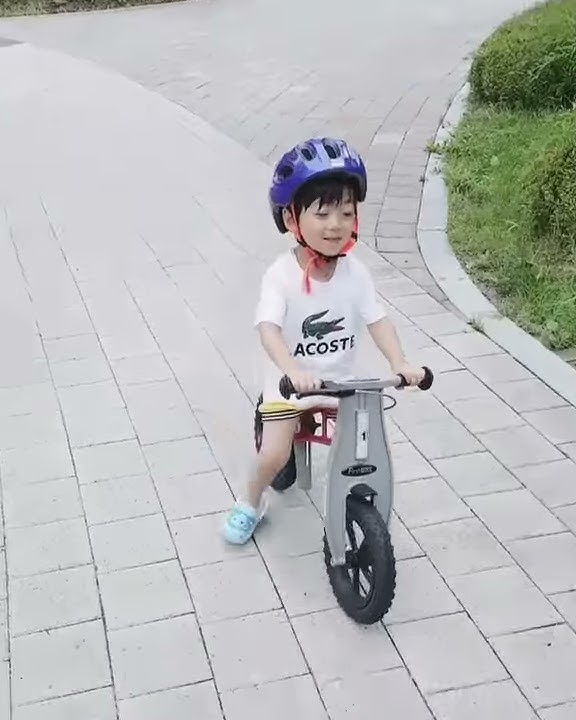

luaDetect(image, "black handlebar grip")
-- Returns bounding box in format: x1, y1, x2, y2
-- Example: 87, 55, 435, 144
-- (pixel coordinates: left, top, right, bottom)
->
396, 373, 409, 389
419, 366, 434, 391
279, 376, 296, 400
397, 366, 434, 391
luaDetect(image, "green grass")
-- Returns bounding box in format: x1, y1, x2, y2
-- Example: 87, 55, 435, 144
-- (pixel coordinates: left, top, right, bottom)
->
443, 105, 576, 350
0, 0, 180, 16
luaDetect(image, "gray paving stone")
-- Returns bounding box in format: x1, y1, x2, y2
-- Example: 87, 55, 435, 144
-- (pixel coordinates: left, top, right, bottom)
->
13, 688, 117, 720
0, 600, 7, 662
51, 356, 112, 388
491, 625, 576, 708
58, 380, 125, 415
0, 551, 6, 599
413, 518, 513, 577
0, 412, 67, 451
431, 369, 491, 403
428, 679, 538, 720
4, 477, 83, 528
478, 426, 563, 469
507, 533, 576, 595
90, 514, 175, 573
185, 555, 280, 622
108, 614, 211, 700
539, 703, 576, 720
10, 565, 100, 636
438, 331, 501, 359
465, 354, 533, 384
414, 344, 464, 373
413, 312, 471, 338
515, 460, 576, 509
81, 474, 160, 525
100, 331, 159, 362
433, 451, 520, 496
64, 406, 136, 448
467, 489, 566, 542
550, 591, 576, 630
205, 609, 307, 691
385, 556, 461, 624
257, 552, 337, 616
523, 407, 576, 445
154, 470, 233, 520
255, 504, 324, 559
321, 667, 433, 720
7, 518, 91, 578
73, 439, 148, 484
11, 620, 110, 705
448, 565, 561, 637
390, 612, 507, 693
170, 512, 257, 568
561, 443, 576, 462
390, 513, 424, 560
390, 293, 446, 316
394, 476, 471, 528
143, 436, 218, 479
43, 334, 102, 363
0, 661, 8, 720
99, 560, 193, 630
291, 608, 401, 685
118, 682, 223, 720
492, 379, 566, 413
401, 417, 483, 460
222, 674, 328, 720
447, 395, 524, 433
111, 354, 172, 387
0, 383, 59, 419
123, 380, 201, 445
0, 358, 51, 388
555, 504, 576, 535
390, 441, 437, 482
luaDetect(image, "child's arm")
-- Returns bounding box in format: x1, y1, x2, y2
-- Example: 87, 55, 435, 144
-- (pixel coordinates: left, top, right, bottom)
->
258, 323, 321, 393
368, 318, 424, 385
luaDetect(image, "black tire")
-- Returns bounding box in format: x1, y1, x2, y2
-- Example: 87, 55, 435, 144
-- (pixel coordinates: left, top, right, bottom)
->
271, 446, 297, 492
324, 495, 396, 625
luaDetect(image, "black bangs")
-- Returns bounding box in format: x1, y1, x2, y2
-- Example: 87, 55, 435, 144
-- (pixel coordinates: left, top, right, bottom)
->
292, 173, 359, 217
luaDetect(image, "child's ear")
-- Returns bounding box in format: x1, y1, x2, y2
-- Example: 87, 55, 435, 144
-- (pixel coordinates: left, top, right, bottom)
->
283, 207, 298, 234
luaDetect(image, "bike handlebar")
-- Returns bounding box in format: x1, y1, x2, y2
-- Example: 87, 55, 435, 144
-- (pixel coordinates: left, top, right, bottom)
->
279, 366, 434, 400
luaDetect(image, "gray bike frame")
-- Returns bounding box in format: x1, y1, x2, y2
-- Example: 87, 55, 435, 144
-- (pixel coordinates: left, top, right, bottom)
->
293, 377, 399, 566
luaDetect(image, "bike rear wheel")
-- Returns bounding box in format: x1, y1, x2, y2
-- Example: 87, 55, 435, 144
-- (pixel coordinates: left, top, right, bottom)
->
324, 495, 396, 624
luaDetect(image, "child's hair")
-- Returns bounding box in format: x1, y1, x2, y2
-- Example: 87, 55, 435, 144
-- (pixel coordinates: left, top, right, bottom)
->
291, 172, 360, 221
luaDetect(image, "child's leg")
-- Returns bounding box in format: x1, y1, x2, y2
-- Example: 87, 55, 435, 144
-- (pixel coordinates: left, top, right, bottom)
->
247, 417, 298, 508
224, 417, 298, 545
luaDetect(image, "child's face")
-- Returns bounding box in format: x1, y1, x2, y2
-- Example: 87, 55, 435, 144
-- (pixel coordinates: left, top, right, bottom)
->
286, 190, 357, 257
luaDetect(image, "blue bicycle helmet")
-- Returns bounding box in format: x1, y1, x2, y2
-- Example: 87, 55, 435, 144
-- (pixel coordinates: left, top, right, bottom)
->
269, 137, 367, 233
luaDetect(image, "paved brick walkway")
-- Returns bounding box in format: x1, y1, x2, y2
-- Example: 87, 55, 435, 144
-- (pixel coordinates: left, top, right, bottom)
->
1, 1, 576, 718
2, 0, 534, 299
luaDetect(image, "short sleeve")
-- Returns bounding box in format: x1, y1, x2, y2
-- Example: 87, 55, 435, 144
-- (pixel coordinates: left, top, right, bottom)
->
355, 261, 387, 325
254, 265, 287, 328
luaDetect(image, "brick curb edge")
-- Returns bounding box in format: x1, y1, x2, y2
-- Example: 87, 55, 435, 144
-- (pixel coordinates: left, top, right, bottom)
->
417, 81, 576, 406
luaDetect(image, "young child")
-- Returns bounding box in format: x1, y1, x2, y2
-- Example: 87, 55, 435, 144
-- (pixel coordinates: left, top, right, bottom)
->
224, 137, 424, 545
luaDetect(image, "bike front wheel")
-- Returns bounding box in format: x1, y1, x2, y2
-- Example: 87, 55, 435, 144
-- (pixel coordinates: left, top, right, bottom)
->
324, 495, 396, 625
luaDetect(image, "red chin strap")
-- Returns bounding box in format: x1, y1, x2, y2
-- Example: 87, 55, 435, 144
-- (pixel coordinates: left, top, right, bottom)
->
290, 206, 359, 294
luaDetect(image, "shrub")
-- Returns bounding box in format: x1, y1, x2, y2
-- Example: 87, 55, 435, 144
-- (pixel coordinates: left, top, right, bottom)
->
524, 110, 576, 253
470, 0, 576, 111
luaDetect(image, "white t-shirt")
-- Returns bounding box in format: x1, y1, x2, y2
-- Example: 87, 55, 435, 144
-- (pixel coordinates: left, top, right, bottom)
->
254, 249, 386, 400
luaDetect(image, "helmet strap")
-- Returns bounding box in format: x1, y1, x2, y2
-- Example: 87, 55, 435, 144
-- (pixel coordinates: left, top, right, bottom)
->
288, 205, 359, 294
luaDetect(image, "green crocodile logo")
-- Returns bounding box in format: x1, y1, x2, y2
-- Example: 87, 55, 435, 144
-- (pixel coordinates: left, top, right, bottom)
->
302, 310, 345, 340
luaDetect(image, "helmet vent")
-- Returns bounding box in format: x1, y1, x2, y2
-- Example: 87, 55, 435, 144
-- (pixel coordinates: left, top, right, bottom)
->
277, 164, 294, 180
323, 140, 340, 160
299, 144, 316, 161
